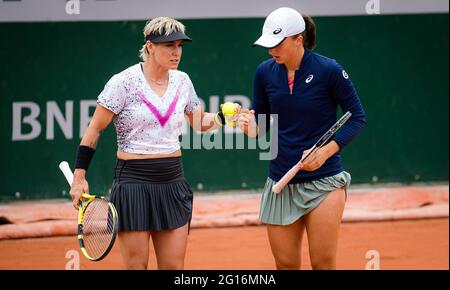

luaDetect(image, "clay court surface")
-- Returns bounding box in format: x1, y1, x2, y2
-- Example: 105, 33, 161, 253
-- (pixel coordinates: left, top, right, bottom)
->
0, 185, 448, 270
0, 218, 448, 270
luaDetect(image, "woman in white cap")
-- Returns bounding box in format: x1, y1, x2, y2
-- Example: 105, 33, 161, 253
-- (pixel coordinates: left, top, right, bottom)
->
69, 17, 238, 269
238, 7, 366, 269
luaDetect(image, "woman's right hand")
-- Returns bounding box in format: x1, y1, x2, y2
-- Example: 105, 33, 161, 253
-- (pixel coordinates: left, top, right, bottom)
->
237, 108, 258, 138
70, 172, 89, 210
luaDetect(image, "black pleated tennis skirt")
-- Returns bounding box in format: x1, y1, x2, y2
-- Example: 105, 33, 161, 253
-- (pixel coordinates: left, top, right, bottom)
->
109, 157, 193, 232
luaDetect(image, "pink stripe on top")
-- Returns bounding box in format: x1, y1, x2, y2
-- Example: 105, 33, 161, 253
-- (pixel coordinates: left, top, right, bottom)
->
136, 84, 182, 127
288, 75, 294, 94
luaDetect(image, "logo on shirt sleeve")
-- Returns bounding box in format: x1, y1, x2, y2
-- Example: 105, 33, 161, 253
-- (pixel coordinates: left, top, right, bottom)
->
342, 70, 349, 79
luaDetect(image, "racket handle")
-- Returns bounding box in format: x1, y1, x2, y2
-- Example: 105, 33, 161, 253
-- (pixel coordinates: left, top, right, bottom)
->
272, 162, 301, 194
59, 161, 74, 186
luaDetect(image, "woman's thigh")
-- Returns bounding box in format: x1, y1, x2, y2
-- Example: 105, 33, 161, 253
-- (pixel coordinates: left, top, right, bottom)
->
118, 231, 151, 269
151, 223, 189, 270
266, 218, 305, 269
304, 188, 346, 269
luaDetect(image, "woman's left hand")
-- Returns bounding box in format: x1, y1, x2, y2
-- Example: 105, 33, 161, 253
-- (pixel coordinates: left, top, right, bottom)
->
300, 141, 340, 172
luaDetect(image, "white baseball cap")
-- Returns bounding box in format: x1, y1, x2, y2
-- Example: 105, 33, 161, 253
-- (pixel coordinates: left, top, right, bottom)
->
253, 7, 305, 48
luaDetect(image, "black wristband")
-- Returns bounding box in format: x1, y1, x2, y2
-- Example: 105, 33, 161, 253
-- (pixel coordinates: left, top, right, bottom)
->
216, 111, 226, 126
74, 145, 96, 171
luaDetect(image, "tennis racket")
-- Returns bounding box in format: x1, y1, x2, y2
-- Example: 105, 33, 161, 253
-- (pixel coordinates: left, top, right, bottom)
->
272, 111, 352, 194
59, 161, 118, 261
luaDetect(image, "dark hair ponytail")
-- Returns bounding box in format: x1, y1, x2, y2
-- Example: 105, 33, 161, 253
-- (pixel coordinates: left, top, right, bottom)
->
302, 15, 316, 50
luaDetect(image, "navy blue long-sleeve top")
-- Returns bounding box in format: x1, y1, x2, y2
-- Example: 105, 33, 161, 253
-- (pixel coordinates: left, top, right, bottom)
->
252, 49, 366, 183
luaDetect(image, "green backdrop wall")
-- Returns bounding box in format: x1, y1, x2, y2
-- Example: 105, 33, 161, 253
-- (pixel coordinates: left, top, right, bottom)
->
0, 13, 448, 200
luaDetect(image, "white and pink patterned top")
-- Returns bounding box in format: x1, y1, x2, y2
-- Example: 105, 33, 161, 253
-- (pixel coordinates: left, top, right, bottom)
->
97, 63, 201, 154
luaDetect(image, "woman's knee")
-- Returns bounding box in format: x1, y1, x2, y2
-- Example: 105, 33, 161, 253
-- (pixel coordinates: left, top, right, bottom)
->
121, 243, 149, 270
273, 254, 301, 270
119, 232, 150, 269
123, 254, 148, 270
158, 260, 184, 270
124, 261, 148, 270
123, 250, 148, 270
275, 261, 300, 270
310, 255, 336, 270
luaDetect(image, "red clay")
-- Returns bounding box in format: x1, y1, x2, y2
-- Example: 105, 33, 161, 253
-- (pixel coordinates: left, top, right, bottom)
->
1, 185, 448, 239
0, 218, 448, 270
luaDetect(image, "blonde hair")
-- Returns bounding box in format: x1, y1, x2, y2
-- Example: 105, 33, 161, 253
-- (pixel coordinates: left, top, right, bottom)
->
139, 17, 187, 61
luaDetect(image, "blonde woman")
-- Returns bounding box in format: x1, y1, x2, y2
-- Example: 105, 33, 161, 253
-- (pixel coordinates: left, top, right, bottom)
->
69, 17, 238, 270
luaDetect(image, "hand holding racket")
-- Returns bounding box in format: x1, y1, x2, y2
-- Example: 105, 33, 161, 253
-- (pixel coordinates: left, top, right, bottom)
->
64, 168, 89, 210
59, 161, 118, 261
272, 112, 352, 194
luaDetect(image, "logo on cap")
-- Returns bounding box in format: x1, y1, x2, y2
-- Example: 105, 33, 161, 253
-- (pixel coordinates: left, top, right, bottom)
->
273, 28, 282, 35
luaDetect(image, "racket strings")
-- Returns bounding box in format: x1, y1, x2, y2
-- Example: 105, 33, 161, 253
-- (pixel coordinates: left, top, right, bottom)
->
85, 200, 114, 244
82, 199, 116, 259
83, 202, 114, 258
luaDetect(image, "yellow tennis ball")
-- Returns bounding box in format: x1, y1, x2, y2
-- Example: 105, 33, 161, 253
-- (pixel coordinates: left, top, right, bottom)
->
221, 102, 236, 116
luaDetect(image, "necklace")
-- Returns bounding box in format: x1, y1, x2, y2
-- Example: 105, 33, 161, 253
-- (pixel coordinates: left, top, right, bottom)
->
148, 77, 168, 86
141, 63, 168, 86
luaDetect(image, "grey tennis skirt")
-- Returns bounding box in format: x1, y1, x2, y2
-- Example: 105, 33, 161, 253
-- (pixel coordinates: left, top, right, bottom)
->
260, 171, 351, 226
109, 157, 193, 232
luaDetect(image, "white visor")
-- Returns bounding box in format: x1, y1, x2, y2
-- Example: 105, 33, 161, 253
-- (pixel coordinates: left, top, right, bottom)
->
253, 34, 285, 48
